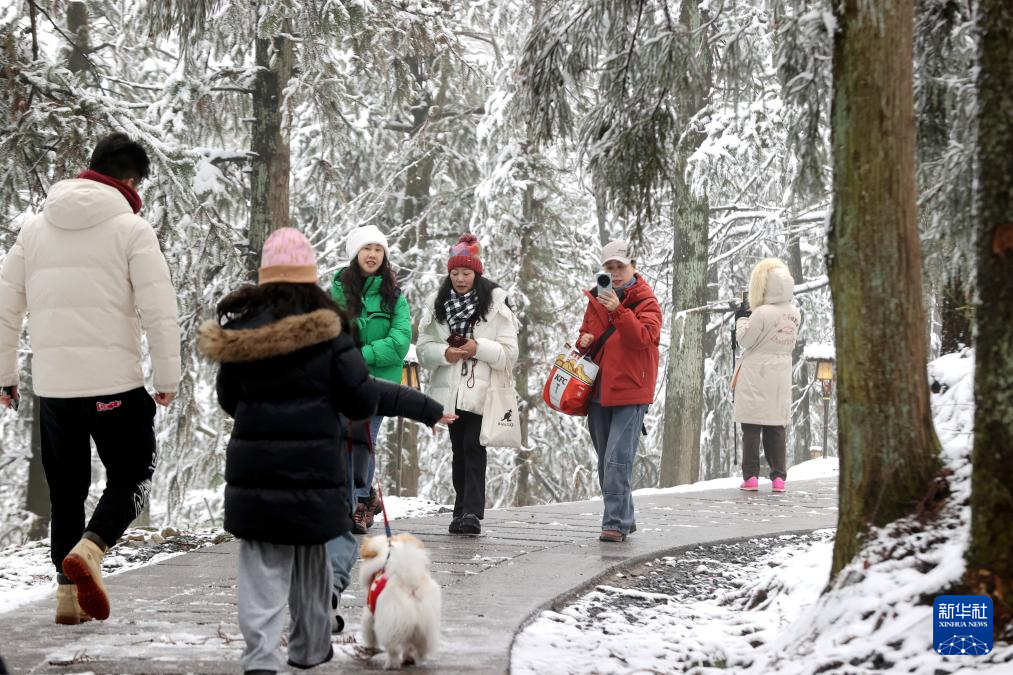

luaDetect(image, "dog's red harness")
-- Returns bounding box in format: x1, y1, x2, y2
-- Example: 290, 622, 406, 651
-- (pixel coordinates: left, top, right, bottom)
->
366, 571, 388, 614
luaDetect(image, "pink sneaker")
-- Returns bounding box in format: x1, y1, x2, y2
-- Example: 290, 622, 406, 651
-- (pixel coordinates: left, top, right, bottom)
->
772, 477, 786, 492
739, 476, 759, 491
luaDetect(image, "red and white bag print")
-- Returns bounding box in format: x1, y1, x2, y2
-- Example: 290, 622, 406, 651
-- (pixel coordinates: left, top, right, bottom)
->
543, 350, 600, 416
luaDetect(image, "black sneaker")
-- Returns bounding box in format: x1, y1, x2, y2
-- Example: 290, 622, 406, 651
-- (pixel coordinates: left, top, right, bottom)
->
244, 671, 276, 675
458, 513, 481, 535
288, 645, 334, 670
448, 517, 463, 534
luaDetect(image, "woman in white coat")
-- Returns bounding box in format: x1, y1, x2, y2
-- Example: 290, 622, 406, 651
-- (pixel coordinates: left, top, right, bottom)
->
733, 258, 801, 493
417, 234, 518, 535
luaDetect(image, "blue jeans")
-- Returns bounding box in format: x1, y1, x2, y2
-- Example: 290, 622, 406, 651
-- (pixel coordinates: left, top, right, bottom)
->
587, 401, 647, 534
354, 415, 384, 501
325, 531, 359, 596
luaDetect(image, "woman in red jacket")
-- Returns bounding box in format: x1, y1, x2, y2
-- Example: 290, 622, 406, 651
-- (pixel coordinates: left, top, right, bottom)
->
577, 240, 662, 542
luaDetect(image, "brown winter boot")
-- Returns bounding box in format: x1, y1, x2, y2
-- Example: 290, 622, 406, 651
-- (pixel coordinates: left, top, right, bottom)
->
62, 538, 110, 620
55, 583, 93, 625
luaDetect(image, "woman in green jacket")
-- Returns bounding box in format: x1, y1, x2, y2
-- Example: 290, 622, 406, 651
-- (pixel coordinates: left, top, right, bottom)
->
332, 225, 411, 532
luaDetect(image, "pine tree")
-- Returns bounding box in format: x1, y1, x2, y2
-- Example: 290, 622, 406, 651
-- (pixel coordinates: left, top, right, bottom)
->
827, 0, 941, 576
964, 0, 1013, 639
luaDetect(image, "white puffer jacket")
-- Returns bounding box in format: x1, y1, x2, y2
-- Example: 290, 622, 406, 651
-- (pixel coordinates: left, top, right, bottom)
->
732, 263, 801, 426
0, 179, 181, 397
416, 287, 518, 415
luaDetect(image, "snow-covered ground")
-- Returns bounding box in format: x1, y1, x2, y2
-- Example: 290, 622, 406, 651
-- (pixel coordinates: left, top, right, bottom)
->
0, 527, 228, 615
633, 455, 839, 496
515, 349, 1012, 674
0, 497, 447, 615
513, 531, 838, 674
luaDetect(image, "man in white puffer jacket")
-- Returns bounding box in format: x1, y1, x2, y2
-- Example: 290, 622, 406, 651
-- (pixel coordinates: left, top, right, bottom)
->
0, 134, 181, 625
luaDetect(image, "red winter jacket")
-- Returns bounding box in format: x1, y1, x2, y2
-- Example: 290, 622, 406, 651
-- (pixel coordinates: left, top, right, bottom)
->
577, 274, 662, 407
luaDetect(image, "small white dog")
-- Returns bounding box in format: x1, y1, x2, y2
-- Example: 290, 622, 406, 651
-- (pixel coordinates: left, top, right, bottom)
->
359, 533, 441, 669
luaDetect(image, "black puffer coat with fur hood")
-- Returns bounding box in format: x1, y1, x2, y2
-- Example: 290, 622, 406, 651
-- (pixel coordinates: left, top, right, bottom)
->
198, 305, 379, 545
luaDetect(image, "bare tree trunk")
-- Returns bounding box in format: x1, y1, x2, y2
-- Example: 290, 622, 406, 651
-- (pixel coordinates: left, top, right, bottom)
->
660, 181, 708, 486
965, 0, 1013, 639
249, 20, 293, 269
828, 0, 940, 577
787, 238, 813, 465
659, 0, 710, 487
65, 1, 90, 73
939, 273, 972, 354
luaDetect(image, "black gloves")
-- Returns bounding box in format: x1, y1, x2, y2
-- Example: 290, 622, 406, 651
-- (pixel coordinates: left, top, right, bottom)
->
734, 305, 752, 320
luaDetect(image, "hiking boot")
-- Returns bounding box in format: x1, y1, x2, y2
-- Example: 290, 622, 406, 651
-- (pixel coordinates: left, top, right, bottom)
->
458, 513, 481, 535
599, 530, 626, 543
62, 538, 109, 620
363, 488, 381, 530
739, 476, 759, 491
448, 517, 463, 534
55, 583, 92, 625
630, 522, 637, 534
351, 502, 368, 535
772, 477, 786, 493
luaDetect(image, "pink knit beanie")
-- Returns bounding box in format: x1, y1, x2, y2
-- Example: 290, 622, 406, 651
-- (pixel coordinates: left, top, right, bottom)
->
258, 227, 318, 285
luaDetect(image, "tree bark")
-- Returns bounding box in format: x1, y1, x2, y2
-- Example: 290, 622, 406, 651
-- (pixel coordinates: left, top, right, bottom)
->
965, 0, 1013, 639
787, 238, 813, 465
828, 0, 941, 577
65, 1, 90, 73
660, 175, 708, 487
249, 21, 293, 269
939, 273, 972, 354
659, 0, 710, 487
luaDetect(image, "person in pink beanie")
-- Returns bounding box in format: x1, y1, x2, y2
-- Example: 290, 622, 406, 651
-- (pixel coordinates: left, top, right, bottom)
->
198, 227, 380, 674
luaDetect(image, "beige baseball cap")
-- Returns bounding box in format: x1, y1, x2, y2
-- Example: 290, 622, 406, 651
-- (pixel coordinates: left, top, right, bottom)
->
602, 239, 632, 265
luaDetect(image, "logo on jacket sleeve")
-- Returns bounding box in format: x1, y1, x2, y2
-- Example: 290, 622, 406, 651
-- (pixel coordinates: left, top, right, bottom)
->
95, 400, 123, 412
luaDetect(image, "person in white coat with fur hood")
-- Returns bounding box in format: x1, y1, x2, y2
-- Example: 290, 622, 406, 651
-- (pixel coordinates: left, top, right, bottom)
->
417, 234, 518, 535
732, 258, 801, 493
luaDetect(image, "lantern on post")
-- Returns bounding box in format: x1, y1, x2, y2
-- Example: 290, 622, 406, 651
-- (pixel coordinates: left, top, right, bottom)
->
395, 348, 421, 496
812, 356, 835, 459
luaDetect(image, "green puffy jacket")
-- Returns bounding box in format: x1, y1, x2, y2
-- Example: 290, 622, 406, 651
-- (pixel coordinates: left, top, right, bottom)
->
331, 270, 412, 383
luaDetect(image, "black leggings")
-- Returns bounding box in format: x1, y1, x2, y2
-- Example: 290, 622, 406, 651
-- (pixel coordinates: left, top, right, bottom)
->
741, 423, 786, 480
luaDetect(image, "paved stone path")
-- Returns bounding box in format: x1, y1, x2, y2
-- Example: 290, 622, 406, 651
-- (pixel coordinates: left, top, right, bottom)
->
0, 477, 837, 674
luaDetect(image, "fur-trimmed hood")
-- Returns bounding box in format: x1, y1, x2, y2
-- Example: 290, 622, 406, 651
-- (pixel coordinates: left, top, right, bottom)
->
748, 258, 795, 308
197, 309, 342, 363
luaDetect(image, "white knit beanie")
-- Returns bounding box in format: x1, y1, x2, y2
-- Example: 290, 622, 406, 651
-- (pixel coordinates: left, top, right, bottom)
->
345, 225, 390, 263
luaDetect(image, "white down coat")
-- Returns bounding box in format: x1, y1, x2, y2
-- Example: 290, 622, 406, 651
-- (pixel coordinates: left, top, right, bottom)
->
732, 266, 801, 426
0, 179, 181, 397
416, 287, 519, 415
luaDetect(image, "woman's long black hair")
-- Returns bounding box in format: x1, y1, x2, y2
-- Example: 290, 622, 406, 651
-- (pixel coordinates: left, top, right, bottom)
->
433, 274, 506, 324
339, 256, 399, 318
217, 283, 347, 328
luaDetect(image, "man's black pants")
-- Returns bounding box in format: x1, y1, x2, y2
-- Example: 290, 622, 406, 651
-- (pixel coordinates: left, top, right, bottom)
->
40, 387, 157, 575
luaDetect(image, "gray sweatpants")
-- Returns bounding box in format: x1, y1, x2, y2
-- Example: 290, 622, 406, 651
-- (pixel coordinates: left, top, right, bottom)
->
238, 540, 333, 672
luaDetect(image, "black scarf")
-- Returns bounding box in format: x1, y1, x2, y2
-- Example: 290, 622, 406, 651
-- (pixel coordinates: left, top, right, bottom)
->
444, 289, 479, 338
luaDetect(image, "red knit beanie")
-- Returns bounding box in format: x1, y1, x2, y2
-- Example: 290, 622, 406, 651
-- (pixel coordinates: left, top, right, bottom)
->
447, 234, 484, 275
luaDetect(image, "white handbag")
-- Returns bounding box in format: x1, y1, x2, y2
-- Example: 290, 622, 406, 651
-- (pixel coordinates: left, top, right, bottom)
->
479, 367, 523, 448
